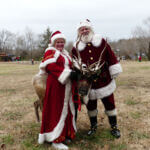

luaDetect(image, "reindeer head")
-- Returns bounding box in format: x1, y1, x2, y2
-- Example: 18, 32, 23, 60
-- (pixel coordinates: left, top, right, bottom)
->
72, 36, 107, 98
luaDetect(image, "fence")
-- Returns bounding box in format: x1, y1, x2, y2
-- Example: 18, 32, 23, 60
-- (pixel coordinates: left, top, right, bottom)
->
0, 61, 41, 65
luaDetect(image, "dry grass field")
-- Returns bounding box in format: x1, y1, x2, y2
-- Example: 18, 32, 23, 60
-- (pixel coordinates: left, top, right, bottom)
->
0, 61, 150, 150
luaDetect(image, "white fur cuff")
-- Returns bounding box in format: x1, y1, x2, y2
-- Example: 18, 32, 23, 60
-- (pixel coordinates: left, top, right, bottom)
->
88, 109, 98, 117
38, 134, 45, 144
105, 109, 117, 116
58, 68, 71, 84
109, 63, 122, 77
89, 79, 116, 100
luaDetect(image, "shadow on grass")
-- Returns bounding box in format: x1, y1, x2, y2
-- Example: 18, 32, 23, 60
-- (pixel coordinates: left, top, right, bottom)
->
70, 128, 116, 150
20, 122, 127, 150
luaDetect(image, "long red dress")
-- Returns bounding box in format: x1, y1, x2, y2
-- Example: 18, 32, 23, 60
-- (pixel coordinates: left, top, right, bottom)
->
38, 46, 76, 144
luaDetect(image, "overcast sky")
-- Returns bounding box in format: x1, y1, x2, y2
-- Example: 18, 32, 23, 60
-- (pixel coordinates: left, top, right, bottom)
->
0, 0, 150, 41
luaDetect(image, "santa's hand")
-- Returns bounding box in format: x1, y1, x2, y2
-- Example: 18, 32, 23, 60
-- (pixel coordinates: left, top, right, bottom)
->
111, 73, 118, 79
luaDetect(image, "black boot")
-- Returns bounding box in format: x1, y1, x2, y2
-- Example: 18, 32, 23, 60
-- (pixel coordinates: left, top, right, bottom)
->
74, 103, 78, 122
87, 116, 97, 136
73, 88, 79, 122
108, 116, 121, 138
111, 125, 121, 138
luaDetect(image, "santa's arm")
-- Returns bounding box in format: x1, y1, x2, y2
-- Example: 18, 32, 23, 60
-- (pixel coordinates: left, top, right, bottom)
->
105, 41, 122, 78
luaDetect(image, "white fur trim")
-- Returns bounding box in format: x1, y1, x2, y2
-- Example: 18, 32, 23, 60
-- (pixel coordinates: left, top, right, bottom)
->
38, 81, 72, 144
69, 93, 77, 132
58, 68, 71, 84
76, 20, 93, 31
46, 47, 71, 61
74, 34, 102, 51
62, 49, 72, 61
51, 33, 66, 46
39, 49, 60, 73
38, 135, 45, 144
105, 109, 117, 116
58, 52, 71, 84
88, 109, 98, 117
89, 79, 116, 100
92, 34, 102, 47
74, 40, 86, 51
109, 63, 122, 77
45, 46, 57, 53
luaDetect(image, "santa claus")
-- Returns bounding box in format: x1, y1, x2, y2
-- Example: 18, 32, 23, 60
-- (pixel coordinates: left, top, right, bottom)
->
72, 19, 122, 138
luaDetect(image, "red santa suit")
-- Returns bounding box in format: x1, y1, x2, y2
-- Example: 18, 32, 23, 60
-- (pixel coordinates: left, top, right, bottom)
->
38, 46, 76, 144
72, 34, 122, 118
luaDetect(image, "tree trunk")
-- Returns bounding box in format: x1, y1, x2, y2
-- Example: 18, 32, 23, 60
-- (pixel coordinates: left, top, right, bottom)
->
147, 42, 150, 60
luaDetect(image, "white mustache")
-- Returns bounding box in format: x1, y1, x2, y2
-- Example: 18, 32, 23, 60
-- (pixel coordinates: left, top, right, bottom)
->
81, 32, 93, 43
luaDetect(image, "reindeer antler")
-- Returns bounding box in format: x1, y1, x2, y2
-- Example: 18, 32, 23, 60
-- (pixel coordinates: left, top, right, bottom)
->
72, 36, 107, 76
85, 42, 107, 75
72, 35, 86, 74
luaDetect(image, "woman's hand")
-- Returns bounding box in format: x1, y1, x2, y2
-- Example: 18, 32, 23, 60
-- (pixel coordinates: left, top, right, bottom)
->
70, 70, 81, 81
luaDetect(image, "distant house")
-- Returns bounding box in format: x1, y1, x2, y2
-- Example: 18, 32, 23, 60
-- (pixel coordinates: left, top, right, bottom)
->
0, 52, 18, 61
0, 52, 10, 61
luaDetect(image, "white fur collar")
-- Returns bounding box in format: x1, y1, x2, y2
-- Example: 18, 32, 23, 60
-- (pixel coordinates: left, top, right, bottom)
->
74, 34, 103, 51
45, 47, 67, 55
62, 49, 72, 61
45, 46, 71, 61
62, 49, 69, 56
45, 46, 72, 60
45, 46, 57, 52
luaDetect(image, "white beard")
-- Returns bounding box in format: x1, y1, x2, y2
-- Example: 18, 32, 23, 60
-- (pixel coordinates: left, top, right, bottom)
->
81, 31, 94, 43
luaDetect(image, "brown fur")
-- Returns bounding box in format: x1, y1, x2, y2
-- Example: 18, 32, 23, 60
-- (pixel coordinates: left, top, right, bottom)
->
32, 74, 47, 122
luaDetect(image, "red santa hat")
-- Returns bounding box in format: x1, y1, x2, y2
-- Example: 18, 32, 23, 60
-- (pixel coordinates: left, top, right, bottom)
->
49, 31, 66, 46
76, 19, 93, 31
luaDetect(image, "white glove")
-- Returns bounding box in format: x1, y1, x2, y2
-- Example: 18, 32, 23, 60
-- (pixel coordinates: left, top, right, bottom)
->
111, 73, 119, 79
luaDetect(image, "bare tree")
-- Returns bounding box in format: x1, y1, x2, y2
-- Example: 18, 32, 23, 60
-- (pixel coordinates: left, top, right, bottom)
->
132, 17, 150, 60
24, 27, 37, 59
0, 30, 14, 52
110, 39, 138, 59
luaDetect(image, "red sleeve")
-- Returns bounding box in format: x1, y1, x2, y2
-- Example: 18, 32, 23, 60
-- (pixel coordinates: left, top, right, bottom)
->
104, 41, 122, 76
105, 41, 118, 66
45, 54, 71, 84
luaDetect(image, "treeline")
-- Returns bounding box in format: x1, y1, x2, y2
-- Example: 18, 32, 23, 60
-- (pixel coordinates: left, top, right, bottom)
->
110, 17, 150, 60
0, 17, 150, 60
110, 37, 150, 60
0, 27, 73, 61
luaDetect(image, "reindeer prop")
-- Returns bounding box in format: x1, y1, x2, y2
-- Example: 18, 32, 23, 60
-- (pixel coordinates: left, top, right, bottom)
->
72, 35, 106, 104
32, 73, 47, 122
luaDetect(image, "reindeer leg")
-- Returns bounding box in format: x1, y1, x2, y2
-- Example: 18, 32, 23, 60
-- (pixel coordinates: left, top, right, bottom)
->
34, 100, 40, 122
39, 99, 43, 111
